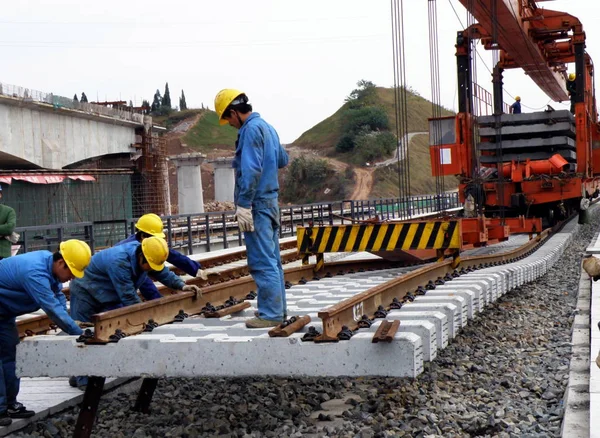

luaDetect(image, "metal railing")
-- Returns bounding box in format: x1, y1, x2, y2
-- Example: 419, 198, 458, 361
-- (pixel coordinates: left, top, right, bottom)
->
12, 193, 460, 256
15, 223, 95, 254
0, 81, 145, 124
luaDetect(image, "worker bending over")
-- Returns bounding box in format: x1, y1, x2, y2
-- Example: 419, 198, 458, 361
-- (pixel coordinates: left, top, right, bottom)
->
116, 213, 208, 302
68, 237, 200, 388
0, 240, 92, 426
215, 89, 289, 328
69, 236, 200, 323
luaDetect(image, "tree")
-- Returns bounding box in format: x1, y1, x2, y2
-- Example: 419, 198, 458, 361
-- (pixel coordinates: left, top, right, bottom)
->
162, 82, 171, 110
141, 99, 151, 115
344, 106, 389, 133
336, 134, 356, 153
73, 94, 79, 103
80, 92, 88, 103
179, 90, 187, 111
345, 79, 377, 108
151, 89, 162, 113
129, 100, 133, 108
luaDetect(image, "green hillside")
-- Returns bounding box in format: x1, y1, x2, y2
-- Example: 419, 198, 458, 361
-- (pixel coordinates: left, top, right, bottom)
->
372, 134, 459, 197
182, 111, 238, 151
292, 86, 454, 156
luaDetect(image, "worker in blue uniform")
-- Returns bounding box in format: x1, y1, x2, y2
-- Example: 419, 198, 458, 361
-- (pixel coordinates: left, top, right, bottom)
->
69, 236, 200, 323
214, 89, 289, 328
68, 236, 201, 388
566, 73, 576, 114
116, 213, 208, 302
0, 240, 92, 426
510, 96, 522, 114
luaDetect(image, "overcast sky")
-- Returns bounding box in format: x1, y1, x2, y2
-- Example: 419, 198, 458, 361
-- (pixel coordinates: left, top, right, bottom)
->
1, 0, 598, 144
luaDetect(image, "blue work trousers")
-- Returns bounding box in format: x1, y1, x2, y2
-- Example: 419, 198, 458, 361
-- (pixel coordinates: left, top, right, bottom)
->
69, 283, 108, 323
68, 286, 103, 387
0, 318, 19, 414
244, 202, 286, 321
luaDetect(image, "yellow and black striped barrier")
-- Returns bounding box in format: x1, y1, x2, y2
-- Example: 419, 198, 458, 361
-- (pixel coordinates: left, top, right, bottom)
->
297, 221, 462, 271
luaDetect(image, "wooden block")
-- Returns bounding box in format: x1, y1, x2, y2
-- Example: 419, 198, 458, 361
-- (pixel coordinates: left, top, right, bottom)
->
268, 315, 311, 337
372, 320, 401, 343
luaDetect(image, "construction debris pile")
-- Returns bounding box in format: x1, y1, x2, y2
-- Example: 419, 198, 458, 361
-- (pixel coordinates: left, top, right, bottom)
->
204, 201, 235, 212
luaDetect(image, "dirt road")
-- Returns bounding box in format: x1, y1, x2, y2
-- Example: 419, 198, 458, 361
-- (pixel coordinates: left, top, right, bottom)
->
350, 168, 374, 200
285, 145, 374, 200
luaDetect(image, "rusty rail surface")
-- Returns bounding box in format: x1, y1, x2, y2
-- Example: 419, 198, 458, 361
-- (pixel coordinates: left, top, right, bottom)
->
315, 227, 551, 342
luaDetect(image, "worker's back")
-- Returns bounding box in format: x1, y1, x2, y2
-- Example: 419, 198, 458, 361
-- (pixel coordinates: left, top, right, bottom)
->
0, 251, 61, 316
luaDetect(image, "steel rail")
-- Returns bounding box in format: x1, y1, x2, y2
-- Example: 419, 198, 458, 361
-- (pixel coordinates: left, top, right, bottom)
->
315, 227, 552, 341
87, 259, 407, 343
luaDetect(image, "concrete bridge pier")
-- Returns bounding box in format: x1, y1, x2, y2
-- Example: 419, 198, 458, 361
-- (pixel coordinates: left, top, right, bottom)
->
211, 158, 235, 202
171, 153, 206, 214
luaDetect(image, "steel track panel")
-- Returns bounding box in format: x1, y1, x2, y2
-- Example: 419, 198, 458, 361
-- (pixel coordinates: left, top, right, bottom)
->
17, 216, 581, 380
477, 110, 574, 127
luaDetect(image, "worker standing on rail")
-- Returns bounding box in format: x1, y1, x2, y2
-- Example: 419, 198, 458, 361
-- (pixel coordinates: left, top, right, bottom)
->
0, 186, 17, 261
567, 73, 577, 114
0, 239, 92, 425
510, 96, 522, 114
68, 237, 201, 388
214, 89, 289, 329
116, 213, 209, 302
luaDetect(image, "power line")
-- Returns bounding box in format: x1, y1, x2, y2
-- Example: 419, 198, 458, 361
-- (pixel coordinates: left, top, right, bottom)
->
0, 34, 388, 49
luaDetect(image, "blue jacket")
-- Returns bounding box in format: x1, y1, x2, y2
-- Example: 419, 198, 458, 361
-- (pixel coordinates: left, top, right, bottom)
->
70, 241, 185, 308
0, 251, 82, 335
117, 235, 200, 301
510, 101, 521, 114
233, 113, 289, 209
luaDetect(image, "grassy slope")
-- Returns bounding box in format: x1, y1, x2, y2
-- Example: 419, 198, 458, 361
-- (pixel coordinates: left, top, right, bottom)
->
182, 111, 238, 151
292, 87, 453, 154
153, 109, 204, 129
292, 87, 458, 198
372, 134, 459, 197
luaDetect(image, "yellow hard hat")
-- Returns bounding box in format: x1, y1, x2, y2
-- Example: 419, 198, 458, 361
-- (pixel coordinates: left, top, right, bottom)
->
569, 73, 576, 81
214, 89, 245, 125
135, 213, 165, 238
59, 240, 92, 279
515, 96, 521, 101
141, 236, 169, 271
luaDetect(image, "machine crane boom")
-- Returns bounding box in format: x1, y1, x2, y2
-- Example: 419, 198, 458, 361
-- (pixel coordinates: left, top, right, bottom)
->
458, 0, 584, 102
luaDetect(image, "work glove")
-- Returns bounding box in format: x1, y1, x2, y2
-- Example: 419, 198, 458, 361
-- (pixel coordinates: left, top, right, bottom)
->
182, 284, 202, 298
74, 320, 95, 328
234, 206, 254, 232
4, 231, 19, 244
196, 268, 219, 280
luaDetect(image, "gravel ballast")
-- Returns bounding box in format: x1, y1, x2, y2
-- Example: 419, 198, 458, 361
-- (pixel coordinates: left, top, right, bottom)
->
12, 216, 598, 438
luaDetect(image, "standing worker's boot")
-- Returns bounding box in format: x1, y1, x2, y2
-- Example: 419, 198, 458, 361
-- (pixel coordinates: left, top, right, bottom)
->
7, 402, 35, 419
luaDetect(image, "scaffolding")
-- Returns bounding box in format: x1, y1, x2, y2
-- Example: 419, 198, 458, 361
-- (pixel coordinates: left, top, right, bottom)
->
133, 129, 170, 217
